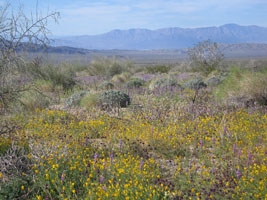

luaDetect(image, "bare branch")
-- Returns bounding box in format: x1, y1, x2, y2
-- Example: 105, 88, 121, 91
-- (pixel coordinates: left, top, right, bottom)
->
0, 1, 60, 114
188, 40, 224, 75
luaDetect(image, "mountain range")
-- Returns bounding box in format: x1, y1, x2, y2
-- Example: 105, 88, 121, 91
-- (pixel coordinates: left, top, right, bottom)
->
51, 24, 267, 50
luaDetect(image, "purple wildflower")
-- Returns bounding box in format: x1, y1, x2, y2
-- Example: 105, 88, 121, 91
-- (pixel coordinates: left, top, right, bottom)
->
102, 185, 106, 191
212, 137, 216, 144
233, 143, 236, 155
61, 173, 65, 182
94, 153, 98, 164
200, 139, 203, 150
100, 176, 104, 184
236, 169, 242, 179
248, 152, 252, 165
140, 159, 144, 170
119, 138, 123, 150
223, 125, 227, 135
103, 159, 107, 169
110, 152, 113, 164
227, 132, 231, 140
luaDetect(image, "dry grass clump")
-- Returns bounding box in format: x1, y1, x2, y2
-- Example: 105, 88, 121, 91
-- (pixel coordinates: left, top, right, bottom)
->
235, 73, 267, 106
216, 68, 267, 106
80, 92, 100, 108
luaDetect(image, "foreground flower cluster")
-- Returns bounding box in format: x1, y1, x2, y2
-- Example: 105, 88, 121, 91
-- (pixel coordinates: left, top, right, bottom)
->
0, 108, 266, 199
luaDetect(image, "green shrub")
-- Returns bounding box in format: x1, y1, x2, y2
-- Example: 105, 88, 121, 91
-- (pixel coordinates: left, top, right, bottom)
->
183, 78, 207, 90
0, 142, 33, 200
111, 72, 131, 83
149, 78, 180, 90
33, 79, 54, 93
99, 90, 131, 108
80, 93, 100, 108
146, 65, 171, 74
108, 63, 123, 77
215, 67, 242, 100
19, 90, 50, 112
99, 81, 114, 90
205, 76, 223, 86
65, 91, 88, 107
215, 67, 267, 106
125, 78, 145, 89
31, 64, 76, 92
0, 137, 11, 156
89, 57, 132, 77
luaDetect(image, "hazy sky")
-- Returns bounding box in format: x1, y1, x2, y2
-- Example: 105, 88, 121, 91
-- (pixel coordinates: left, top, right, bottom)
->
4, 0, 267, 36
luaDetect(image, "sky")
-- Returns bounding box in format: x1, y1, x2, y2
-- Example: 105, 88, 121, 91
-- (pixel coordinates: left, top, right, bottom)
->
3, 0, 267, 36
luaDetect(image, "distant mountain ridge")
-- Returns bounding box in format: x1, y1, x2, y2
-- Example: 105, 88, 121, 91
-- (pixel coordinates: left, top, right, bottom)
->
27, 43, 267, 61
51, 24, 267, 50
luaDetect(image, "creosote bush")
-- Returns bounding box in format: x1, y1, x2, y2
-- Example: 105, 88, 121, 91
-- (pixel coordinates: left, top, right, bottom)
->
89, 57, 132, 78
183, 78, 207, 90
111, 72, 132, 83
33, 80, 54, 93
149, 77, 180, 90
99, 81, 114, 90
205, 76, 223, 86
80, 92, 100, 108
65, 90, 88, 107
125, 78, 145, 89
35, 64, 76, 92
99, 90, 131, 108
19, 90, 50, 112
145, 65, 171, 74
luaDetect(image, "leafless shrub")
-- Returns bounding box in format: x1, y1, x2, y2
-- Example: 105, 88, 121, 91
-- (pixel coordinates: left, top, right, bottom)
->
0, 2, 59, 114
188, 40, 224, 75
0, 142, 31, 182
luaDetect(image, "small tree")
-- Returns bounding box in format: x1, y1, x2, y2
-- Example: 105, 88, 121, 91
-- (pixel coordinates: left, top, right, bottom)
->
0, 2, 59, 113
188, 40, 224, 75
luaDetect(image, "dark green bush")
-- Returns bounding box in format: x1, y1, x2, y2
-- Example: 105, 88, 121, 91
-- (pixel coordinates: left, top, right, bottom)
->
183, 78, 207, 90
65, 91, 88, 107
99, 81, 114, 90
99, 90, 131, 108
125, 79, 145, 89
